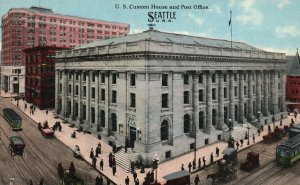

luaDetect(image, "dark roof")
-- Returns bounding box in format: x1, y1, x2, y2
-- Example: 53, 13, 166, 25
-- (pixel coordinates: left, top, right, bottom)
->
279, 134, 300, 149
223, 147, 237, 155
163, 170, 190, 180
287, 52, 300, 76
78, 29, 264, 51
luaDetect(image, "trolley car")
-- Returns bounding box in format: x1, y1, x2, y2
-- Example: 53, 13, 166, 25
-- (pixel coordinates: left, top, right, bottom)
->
276, 134, 300, 166
3, 108, 22, 130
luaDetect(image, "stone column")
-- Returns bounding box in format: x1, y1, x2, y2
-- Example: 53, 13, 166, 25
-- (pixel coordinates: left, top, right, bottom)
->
205, 71, 213, 134
239, 71, 245, 123
105, 71, 110, 135
70, 71, 74, 120
86, 70, 91, 127
229, 71, 235, 121
281, 70, 286, 112
248, 71, 255, 121
256, 71, 261, 114
263, 71, 270, 116
192, 72, 199, 135
273, 70, 279, 115
218, 71, 225, 130
55, 69, 59, 114
78, 71, 82, 124
95, 71, 99, 131
62, 70, 68, 117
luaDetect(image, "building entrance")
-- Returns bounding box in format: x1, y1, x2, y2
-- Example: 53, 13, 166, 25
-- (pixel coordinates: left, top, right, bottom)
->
130, 126, 136, 148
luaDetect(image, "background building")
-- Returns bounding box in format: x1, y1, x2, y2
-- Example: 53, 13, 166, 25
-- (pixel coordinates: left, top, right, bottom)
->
1, 6, 130, 96
286, 51, 300, 112
24, 46, 66, 109
55, 29, 286, 164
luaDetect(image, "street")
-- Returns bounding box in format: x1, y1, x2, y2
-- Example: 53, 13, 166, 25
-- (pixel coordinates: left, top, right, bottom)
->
0, 97, 100, 185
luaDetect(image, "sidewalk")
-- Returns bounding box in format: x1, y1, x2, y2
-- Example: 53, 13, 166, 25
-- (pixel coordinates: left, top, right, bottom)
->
4, 93, 294, 185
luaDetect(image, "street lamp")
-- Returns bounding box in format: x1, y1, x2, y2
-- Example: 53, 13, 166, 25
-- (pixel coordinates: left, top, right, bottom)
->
257, 111, 261, 123
153, 152, 159, 184
228, 119, 232, 131
246, 124, 250, 145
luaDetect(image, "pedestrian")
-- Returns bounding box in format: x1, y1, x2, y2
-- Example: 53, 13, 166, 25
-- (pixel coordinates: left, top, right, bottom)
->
240, 139, 244, 147
133, 170, 137, 180
268, 124, 271, 133
140, 162, 145, 173
39, 178, 44, 185
192, 159, 196, 170
202, 156, 206, 168
150, 170, 154, 182
46, 109, 48, 115
125, 137, 129, 153
107, 178, 111, 185
125, 176, 130, 185
188, 162, 192, 172
253, 134, 255, 143
112, 164, 116, 175
95, 145, 100, 157
112, 143, 116, 153
112, 155, 116, 166
98, 142, 102, 154
194, 174, 200, 185
99, 175, 103, 185
198, 157, 201, 169
100, 159, 104, 170
257, 128, 261, 136
90, 148, 94, 159
95, 175, 101, 185
181, 164, 184, 170
109, 152, 113, 167
236, 141, 240, 150
216, 146, 219, 157
131, 161, 135, 174
210, 152, 214, 164
245, 131, 248, 139
29, 180, 33, 185
92, 156, 97, 169
135, 178, 140, 185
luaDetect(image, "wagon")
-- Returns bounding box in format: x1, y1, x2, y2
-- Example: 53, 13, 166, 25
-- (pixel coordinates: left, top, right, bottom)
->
9, 136, 25, 156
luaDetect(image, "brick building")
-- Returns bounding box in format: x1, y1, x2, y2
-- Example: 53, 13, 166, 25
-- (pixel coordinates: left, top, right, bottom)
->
1, 6, 130, 96
24, 46, 66, 109
55, 29, 286, 164
286, 51, 300, 112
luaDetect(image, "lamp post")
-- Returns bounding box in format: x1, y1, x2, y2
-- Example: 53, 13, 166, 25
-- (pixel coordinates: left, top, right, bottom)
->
228, 119, 232, 131
246, 124, 250, 145
257, 111, 261, 123
153, 152, 159, 184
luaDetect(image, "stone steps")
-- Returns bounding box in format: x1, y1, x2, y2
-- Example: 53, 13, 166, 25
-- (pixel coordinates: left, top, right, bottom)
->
231, 123, 258, 142
109, 148, 137, 173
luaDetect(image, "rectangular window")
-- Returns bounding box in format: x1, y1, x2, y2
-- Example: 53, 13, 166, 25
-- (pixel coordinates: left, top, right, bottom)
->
112, 90, 117, 103
234, 74, 237, 81
101, 73, 105, 83
130, 74, 136, 86
224, 87, 227, 98
212, 88, 216, 100
112, 73, 117, 84
234, 86, 237, 97
244, 86, 247, 95
83, 86, 86, 97
199, 89, 203, 102
184, 74, 189, 85
162, 74, 168, 86
101, 89, 105, 101
76, 73, 79, 81
69, 73, 72, 80
212, 74, 216, 83
130, 93, 136, 108
83, 73, 86, 82
198, 74, 203, 83
92, 72, 95, 82
92, 87, 95, 99
75, 85, 78, 95
68, 84, 72, 94
162, 93, 168, 108
224, 74, 227, 82
184, 91, 189, 104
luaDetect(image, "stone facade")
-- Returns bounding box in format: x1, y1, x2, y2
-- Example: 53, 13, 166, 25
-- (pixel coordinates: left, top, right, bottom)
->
55, 30, 286, 164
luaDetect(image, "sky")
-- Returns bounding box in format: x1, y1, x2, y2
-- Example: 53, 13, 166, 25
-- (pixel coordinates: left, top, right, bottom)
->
0, 0, 299, 55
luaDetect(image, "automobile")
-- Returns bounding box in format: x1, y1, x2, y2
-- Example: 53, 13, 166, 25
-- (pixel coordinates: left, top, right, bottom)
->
9, 136, 25, 156
40, 128, 55, 137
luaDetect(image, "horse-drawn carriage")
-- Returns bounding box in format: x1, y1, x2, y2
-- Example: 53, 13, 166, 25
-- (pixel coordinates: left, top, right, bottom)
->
262, 126, 285, 143
207, 148, 238, 183
240, 151, 260, 172
38, 121, 55, 137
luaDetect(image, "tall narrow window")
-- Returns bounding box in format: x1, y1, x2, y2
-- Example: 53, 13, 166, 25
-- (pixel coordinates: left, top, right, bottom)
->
112, 90, 117, 103
161, 120, 169, 141
212, 88, 216, 100
184, 74, 189, 85
75, 85, 79, 95
92, 87, 95, 99
91, 107, 95, 123
162, 93, 168, 108
83, 86, 86, 97
83, 73, 86, 82
130, 93, 136, 108
198, 74, 203, 84
101, 73, 105, 83
199, 89, 203, 102
184, 91, 189, 104
162, 74, 168, 86
130, 74, 136, 86
92, 72, 95, 82
224, 74, 227, 82
101, 89, 105, 101
212, 74, 216, 83
112, 73, 117, 84
199, 111, 204, 129
234, 86, 237, 97
184, 114, 190, 133
224, 87, 227, 98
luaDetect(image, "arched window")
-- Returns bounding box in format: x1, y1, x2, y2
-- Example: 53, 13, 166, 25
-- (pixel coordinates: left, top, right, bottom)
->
161, 120, 169, 141
199, 111, 204, 129
184, 114, 190, 133
100, 110, 105, 127
111, 113, 117, 132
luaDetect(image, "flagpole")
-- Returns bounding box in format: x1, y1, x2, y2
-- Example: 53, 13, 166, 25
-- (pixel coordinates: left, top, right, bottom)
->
230, 11, 232, 51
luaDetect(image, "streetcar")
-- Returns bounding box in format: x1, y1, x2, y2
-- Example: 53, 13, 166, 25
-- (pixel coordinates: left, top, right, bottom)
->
3, 108, 22, 130
289, 123, 300, 138
276, 134, 300, 166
